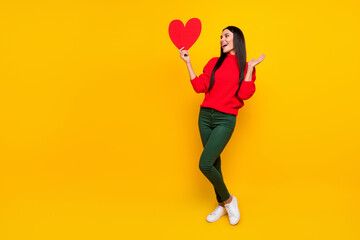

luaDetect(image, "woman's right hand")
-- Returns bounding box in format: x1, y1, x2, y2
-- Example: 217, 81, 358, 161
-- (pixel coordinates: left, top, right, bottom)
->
179, 47, 190, 63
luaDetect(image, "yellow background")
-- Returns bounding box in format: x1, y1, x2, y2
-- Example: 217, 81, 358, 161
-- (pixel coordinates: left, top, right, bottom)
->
1, 0, 359, 239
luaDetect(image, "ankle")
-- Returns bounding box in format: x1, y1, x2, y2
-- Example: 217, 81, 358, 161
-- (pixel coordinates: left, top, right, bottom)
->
224, 195, 232, 204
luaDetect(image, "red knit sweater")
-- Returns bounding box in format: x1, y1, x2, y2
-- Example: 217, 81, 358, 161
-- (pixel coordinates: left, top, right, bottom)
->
190, 53, 256, 116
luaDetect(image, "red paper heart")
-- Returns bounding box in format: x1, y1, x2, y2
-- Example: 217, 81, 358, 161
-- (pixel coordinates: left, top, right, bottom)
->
168, 18, 201, 50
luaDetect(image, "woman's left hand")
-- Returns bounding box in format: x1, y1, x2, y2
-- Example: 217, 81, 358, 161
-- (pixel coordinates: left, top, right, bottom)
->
248, 53, 266, 69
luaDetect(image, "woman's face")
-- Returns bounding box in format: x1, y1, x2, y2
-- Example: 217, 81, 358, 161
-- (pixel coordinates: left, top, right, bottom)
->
220, 29, 235, 55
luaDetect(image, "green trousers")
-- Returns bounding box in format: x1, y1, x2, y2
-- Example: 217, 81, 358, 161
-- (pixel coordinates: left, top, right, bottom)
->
198, 106, 236, 203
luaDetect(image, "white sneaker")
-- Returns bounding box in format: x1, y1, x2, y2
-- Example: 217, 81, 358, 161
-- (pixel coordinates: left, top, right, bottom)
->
224, 195, 240, 225
206, 205, 227, 222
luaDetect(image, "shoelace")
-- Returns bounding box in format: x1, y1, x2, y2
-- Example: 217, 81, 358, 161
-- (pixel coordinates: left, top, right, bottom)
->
225, 204, 235, 217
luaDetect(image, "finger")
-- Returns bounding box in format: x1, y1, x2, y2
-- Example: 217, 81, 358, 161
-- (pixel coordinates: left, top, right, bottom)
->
258, 54, 265, 61
255, 55, 265, 64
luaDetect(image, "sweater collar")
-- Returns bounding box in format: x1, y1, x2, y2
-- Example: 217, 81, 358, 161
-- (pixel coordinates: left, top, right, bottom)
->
226, 53, 238, 63
227, 53, 236, 58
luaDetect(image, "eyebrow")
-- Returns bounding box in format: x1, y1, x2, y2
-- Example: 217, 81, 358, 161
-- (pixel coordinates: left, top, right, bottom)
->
220, 33, 229, 38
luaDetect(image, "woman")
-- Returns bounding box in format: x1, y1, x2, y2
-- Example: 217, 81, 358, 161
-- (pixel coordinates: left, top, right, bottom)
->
179, 26, 265, 225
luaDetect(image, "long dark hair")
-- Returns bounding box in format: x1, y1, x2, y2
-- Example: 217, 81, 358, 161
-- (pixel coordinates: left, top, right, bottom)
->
206, 26, 246, 97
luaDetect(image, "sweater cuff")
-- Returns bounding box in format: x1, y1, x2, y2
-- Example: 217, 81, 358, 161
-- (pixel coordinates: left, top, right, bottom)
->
243, 79, 254, 83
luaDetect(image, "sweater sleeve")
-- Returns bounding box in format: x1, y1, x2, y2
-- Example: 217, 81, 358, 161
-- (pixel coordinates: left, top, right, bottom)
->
237, 64, 256, 100
190, 58, 214, 93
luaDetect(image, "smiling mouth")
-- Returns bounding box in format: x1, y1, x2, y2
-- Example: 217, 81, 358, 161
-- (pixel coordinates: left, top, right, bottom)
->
222, 44, 228, 48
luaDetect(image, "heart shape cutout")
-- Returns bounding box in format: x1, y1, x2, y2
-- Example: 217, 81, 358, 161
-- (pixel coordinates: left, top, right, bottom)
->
168, 18, 202, 50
